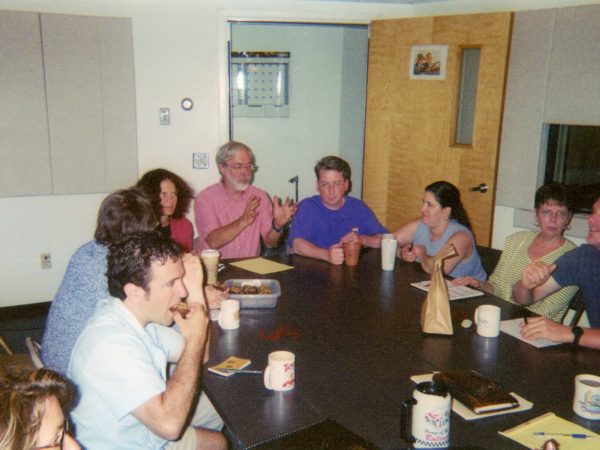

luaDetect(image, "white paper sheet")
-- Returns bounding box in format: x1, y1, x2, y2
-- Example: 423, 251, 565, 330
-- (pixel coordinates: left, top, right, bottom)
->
500, 318, 561, 348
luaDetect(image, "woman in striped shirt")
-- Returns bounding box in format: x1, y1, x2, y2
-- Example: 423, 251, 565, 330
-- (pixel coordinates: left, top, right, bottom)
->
454, 183, 578, 321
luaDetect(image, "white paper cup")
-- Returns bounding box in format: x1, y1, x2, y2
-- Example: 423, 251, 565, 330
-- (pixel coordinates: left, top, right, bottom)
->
201, 249, 220, 285
218, 299, 240, 330
381, 238, 398, 271
264, 350, 295, 391
573, 374, 600, 420
474, 304, 501, 338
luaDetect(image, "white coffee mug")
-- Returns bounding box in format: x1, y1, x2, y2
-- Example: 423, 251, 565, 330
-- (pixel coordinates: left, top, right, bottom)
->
401, 381, 451, 449
573, 374, 600, 420
264, 350, 295, 391
218, 299, 240, 330
474, 304, 501, 338
381, 237, 398, 271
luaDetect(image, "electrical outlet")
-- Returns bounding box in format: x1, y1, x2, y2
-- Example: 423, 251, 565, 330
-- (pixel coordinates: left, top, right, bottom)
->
41, 253, 52, 269
193, 152, 209, 169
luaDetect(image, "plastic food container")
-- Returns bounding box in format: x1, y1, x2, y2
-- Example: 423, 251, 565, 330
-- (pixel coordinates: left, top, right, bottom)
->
224, 279, 281, 309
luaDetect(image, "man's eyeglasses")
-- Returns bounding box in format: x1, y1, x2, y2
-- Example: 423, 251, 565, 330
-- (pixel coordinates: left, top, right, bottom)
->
225, 164, 256, 172
318, 181, 344, 190
33, 419, 68, 450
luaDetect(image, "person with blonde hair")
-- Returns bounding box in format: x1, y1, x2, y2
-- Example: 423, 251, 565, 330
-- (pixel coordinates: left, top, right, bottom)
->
0, 368, 80, 450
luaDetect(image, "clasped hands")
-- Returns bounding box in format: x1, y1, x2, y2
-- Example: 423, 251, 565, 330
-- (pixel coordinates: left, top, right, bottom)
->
521, 260, 557, 289
399, 243, 426, 263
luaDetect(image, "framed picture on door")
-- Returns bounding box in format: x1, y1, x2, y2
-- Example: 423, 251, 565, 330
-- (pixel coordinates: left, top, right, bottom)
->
409, 45, 447, 80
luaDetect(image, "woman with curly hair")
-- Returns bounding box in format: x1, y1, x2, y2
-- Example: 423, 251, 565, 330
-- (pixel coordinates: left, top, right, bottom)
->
0, 368, 80, 450
137, 168, 195, 252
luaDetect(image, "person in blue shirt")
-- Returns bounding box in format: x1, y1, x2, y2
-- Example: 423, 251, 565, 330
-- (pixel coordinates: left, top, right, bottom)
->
288, 155, 387, 265
393, 180, 486, 280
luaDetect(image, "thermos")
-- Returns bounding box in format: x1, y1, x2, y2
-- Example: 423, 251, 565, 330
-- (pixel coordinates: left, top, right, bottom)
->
401, 381, 451, 449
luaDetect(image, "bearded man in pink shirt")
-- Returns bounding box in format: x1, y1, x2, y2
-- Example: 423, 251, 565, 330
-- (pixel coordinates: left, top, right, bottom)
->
194, 141, 297, 259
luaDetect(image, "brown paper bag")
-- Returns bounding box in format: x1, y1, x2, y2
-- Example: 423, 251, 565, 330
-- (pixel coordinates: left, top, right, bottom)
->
421, 243, 457, 335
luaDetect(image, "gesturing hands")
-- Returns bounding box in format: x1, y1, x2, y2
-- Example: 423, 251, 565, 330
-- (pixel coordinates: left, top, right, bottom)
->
238, 195, 261, 228
272, 195, 297, 229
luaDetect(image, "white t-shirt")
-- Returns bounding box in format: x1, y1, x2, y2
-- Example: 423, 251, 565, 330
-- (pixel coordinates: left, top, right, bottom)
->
68, 297, 183, 449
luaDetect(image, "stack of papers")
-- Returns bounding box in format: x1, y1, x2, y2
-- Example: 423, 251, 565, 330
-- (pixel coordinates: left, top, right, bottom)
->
208, 356, 251, 377
410, 280, 484, 300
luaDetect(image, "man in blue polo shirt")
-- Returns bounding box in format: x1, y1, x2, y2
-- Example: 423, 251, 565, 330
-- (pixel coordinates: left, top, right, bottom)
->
288, 155, 387, 265
513, 195, 600, 349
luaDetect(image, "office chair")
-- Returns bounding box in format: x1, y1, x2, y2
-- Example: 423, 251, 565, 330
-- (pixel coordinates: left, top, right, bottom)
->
25, 337, 44, 368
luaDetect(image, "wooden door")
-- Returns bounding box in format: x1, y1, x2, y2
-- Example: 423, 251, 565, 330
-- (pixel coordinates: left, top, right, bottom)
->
363, 13, 512, 246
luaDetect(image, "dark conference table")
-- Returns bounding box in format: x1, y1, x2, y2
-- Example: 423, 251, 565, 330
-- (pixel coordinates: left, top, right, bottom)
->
203, 249, 600, 449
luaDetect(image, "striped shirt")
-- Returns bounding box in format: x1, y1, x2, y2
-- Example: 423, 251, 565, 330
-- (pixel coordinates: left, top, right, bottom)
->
489, 231, 578, 322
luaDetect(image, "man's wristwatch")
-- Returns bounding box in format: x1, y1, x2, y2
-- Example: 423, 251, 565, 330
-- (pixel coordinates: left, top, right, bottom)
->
572, 325, 584, 346
271, 219, 283, 233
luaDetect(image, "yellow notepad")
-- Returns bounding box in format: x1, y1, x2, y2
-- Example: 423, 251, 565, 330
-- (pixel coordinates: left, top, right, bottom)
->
229, 257, 294, 275
208, 356, 251, 378
499, 412, 600, 449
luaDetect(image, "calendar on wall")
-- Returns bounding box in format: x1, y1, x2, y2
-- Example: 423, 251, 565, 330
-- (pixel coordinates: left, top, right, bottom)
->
231, 51, 290, 118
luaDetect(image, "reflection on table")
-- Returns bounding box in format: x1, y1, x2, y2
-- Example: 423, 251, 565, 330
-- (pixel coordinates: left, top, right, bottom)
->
202, 249, 600, 449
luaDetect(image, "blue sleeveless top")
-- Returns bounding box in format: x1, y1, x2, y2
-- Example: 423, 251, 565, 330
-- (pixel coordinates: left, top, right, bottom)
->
413, 219, 487, 280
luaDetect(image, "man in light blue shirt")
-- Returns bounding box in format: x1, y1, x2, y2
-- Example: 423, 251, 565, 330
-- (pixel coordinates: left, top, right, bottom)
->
68, 232, 226, 450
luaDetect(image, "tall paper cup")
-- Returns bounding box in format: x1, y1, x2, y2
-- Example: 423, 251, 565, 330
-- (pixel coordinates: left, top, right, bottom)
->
343, 241, 360, 266
218, 299, 240, 330
201, 249, 220, 285
381, 237, 398, 271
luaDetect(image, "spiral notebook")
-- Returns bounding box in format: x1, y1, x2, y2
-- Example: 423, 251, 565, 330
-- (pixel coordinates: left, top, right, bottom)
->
248, 419, 379, 449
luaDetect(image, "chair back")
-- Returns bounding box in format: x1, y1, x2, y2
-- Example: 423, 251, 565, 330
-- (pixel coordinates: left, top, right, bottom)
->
25, 337, 44, 368
0, 334, 14, 354
561, 291, 586, 327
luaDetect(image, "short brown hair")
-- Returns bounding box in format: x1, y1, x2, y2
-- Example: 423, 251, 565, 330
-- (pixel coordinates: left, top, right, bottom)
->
314, 155, 351, 181
94, 188, 157, 246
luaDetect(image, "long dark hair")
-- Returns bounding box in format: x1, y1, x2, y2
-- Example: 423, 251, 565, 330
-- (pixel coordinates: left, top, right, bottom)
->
425, 181, 472, 230
137, 169, 193, 219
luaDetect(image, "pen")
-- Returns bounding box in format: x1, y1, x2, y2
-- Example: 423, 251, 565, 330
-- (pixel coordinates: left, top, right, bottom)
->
522, 307, 528, 325
533, 432, 594, 439
217, 369, 263, 374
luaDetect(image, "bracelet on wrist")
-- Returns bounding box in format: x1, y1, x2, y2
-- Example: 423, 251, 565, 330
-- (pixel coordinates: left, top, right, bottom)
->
271, 219, 283, 233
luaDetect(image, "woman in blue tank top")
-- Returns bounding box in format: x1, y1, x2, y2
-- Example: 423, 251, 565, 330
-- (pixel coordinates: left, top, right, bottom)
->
392, 181, 486, 280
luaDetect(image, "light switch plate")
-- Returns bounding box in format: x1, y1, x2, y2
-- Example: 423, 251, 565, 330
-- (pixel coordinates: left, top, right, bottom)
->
159, 108, 170, 125
193, 152, 209, 169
